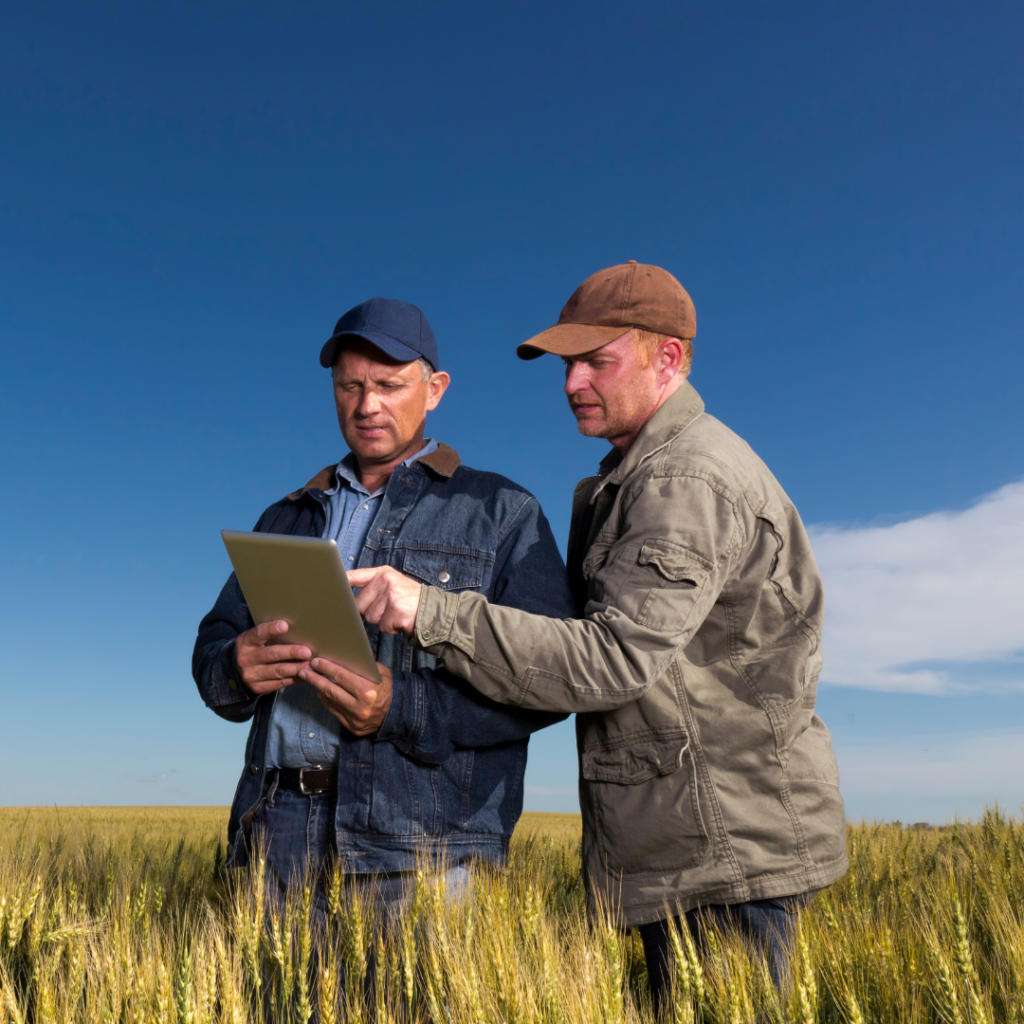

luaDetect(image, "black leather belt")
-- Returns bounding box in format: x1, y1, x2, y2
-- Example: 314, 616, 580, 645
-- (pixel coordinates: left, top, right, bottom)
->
275, 766, 337, 796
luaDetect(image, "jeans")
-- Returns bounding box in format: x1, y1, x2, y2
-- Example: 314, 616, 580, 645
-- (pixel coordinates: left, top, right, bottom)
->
244, 774, 475, 1023
638, 892, 815, 1011
248, 772, 472, 922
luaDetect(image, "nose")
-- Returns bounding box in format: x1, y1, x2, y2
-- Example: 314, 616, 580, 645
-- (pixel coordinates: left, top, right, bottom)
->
564, 361, 589, 395
356, 388, 382, 416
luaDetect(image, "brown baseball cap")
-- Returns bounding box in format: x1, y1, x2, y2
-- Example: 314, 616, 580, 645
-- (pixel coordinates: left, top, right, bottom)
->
517, 261, 696, 360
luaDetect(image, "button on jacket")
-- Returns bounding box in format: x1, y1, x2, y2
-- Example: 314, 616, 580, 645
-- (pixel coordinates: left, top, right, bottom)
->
192, 444, 574, 874
265, 441, 438, 770
413, 387, 848, 926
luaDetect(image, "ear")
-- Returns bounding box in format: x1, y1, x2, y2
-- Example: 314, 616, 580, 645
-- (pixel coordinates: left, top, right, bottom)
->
425, 371, 451, 411
653, 337, 686, 385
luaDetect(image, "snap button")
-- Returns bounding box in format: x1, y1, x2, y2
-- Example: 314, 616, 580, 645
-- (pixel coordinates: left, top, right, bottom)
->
228, 678, 238, 691
250, 764, 259, 775
437, 570, 451, 584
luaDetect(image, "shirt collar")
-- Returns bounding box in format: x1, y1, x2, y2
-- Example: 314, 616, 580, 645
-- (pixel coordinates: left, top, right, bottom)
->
592, 382, 706, 498
325, 439, 440, 497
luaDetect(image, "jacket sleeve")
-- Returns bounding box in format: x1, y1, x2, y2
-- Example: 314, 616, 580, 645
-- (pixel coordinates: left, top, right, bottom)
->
412, 472, 740, 713
191, 501, 295, 723
376, 495, 573, 763
191, 572, 260, 722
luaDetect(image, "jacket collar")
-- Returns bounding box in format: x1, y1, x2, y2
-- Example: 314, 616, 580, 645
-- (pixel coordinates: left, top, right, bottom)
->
286, 441, 461, 500
416, 441, 462, 478
593, 381, 705, 498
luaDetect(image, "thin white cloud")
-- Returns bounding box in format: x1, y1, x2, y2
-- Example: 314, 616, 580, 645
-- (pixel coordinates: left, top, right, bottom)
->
810, 480, 1024, 693
837, 729, 1024, 799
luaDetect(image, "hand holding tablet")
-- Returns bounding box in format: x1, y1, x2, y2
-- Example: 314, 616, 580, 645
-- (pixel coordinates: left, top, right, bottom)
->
233, 618, 313, 695
221, 530, 382, 685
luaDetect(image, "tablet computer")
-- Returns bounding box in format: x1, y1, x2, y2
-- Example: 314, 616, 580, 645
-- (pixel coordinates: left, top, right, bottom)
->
221, 530, 381, 683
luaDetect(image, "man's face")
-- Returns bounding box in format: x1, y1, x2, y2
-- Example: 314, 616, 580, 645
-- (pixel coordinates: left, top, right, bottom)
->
563, 331, 664, 447
332, 341, 447, 463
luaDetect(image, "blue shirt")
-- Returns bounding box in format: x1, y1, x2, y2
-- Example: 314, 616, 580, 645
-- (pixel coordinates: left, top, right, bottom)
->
265, 440, 439, 768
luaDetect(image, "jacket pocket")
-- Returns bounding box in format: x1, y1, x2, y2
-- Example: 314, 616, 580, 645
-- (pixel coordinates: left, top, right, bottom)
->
401, 548, 491, 591
581, 736, 709, 874
784, 720, 847, 866
581, 532, 616, 580
637, 539, 713, 585
631, 540, 713, 630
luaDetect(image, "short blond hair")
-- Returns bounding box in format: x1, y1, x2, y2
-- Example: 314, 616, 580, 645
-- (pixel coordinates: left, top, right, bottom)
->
633, 328, 693, 375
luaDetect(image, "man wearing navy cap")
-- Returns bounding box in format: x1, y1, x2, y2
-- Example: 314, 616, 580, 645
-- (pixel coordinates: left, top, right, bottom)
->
192, 298, 575, 904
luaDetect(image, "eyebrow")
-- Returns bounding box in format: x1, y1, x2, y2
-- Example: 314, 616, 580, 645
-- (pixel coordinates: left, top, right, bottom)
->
563, 351, 614, 364
334, 369, 414, 384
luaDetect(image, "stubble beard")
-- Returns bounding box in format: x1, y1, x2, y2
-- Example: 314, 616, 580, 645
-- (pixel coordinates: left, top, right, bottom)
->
583, 373, 664, 444
571, 403, 606, 438
572, 400, 631, 441
576, 417, 614, 439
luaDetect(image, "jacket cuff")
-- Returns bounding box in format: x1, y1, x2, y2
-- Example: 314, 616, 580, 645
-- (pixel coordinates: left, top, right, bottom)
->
375, 670, 425, 752
415, 586, 464, 650
206, 639, 260, 712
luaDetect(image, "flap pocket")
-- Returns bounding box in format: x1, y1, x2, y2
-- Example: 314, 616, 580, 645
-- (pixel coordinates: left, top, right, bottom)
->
582, 737, 688, 784
638, 539, 713, 586
401, 548, 489, 591
581, 531, 617, 580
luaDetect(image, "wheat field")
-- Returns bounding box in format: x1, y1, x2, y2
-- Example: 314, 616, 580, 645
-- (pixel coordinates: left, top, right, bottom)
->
0, 805, 1020, 1023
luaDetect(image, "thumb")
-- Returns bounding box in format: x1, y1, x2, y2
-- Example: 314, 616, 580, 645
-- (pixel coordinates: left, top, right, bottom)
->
247, 619, 290, 645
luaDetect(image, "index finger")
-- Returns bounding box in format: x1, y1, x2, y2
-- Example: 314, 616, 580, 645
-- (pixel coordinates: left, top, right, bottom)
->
346, 568, 383, 588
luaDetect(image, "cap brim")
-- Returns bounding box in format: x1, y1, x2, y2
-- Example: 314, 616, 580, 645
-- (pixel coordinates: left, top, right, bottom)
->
320, 330, 431, 369
516, 322, 634, 361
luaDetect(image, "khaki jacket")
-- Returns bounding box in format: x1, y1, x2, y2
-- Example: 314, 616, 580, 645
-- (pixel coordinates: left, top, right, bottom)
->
415, 382, 847, 925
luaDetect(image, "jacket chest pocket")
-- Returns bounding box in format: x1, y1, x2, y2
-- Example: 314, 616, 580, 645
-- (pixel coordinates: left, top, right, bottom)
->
581, 540, 612, 580
401, 548, 492, 591
581, 736, 709, 875
577, 487, 620, 583
580, 530, 618, 604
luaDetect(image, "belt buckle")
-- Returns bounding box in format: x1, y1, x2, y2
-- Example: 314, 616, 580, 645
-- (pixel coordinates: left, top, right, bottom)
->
298, 765, 327, 796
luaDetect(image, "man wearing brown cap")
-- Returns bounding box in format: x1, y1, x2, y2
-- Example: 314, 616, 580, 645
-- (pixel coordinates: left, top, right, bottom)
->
343, 262, 848, 997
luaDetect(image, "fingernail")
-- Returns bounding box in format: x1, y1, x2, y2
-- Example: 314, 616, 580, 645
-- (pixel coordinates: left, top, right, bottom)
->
299, 648, 311, 659
310, 658, 319, 669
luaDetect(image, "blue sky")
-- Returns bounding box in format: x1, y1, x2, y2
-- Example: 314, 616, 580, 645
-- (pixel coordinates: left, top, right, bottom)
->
2, 1, 1021, 822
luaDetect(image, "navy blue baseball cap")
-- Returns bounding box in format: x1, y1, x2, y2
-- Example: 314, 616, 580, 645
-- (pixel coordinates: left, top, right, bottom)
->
320, 297, 439, 371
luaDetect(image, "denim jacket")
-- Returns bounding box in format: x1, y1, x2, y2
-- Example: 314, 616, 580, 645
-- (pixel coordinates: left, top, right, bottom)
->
192, 444, 574, 873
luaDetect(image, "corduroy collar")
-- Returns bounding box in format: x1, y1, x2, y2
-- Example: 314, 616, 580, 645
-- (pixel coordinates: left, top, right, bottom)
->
286, 441, 461, 501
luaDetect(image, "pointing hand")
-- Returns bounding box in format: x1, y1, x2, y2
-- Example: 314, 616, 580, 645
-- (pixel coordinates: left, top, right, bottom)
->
347, 566, 422, 635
